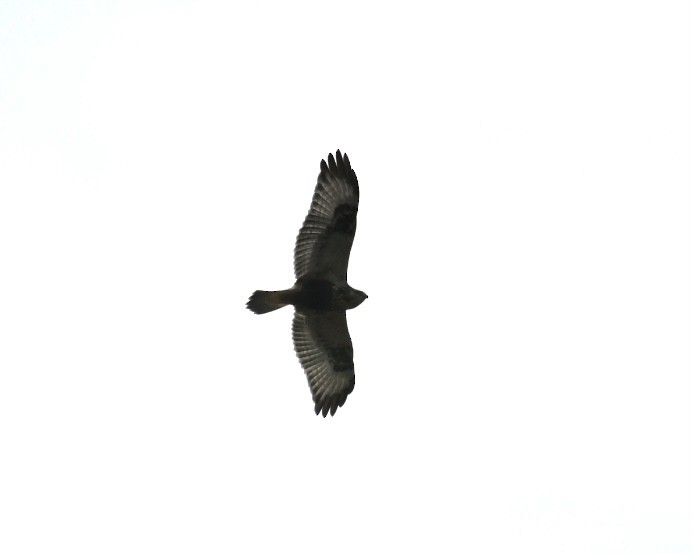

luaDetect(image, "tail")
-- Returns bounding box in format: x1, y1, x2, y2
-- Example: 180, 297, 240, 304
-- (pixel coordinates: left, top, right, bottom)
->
246, 290, 292, 314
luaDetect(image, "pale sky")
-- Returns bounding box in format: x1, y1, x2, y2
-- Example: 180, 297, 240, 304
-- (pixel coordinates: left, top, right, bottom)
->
1, 2, 691, 553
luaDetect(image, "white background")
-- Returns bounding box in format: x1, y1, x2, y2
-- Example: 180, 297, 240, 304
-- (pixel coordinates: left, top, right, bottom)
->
1, 1, 691, 552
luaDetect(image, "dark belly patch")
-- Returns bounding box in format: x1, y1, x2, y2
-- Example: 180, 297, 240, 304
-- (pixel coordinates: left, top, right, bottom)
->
294, 278, 334, 310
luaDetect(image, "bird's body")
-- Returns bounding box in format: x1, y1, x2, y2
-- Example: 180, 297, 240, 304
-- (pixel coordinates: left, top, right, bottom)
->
246, 279, 366, 314
246, 151, 366, 416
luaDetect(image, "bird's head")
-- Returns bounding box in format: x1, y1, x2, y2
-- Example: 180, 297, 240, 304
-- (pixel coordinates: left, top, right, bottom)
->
343, 286, 368, 309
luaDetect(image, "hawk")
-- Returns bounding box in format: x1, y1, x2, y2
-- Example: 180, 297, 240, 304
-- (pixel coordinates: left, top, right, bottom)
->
246, 150, 367, 417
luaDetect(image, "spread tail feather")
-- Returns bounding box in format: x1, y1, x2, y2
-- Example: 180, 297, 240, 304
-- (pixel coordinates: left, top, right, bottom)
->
246, 290, 291, 314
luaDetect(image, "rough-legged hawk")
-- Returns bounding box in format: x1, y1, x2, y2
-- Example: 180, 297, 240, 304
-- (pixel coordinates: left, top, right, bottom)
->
247, 151, 367, 417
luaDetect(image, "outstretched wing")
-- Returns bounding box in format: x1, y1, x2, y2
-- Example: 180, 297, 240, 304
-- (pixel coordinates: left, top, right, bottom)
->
294, 150, 359, 281
292, 310, 356, 417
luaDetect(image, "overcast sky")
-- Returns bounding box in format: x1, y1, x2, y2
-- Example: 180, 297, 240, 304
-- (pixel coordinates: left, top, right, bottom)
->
1, 2, 691, 553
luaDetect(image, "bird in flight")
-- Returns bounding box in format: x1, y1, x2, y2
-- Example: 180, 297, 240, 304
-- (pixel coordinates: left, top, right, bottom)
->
246, 150, 367, 417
